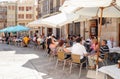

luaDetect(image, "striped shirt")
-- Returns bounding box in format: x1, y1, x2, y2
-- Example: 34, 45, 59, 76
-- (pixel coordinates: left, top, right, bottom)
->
99, 45, 109, 59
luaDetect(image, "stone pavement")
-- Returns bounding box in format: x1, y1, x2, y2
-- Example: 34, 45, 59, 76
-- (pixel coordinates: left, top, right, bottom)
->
0, 44, 105, 79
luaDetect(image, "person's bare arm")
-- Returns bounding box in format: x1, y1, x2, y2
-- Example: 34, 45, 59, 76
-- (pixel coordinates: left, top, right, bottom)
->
63, 48, 71, 53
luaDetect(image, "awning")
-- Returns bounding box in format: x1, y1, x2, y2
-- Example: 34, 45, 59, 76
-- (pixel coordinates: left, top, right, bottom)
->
40, 12, 79, 27
59, 0, 112, 13
27, 13, 79, 27
59, 0, 120, 17
27, 12, 92, 28
27, 19, 41, 28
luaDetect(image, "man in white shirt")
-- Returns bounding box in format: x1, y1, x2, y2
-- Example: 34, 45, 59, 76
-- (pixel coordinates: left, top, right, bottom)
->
71, 38, 88, 62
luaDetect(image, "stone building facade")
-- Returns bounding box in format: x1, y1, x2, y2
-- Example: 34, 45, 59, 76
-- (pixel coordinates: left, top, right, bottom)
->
17, 0, 120, 46
36, 0, 64, 38
7, 1, 16, 27
17, 0, 37, 26
0, 2, 7, 29
79, 18, 120, 47
100, 18, 120, 46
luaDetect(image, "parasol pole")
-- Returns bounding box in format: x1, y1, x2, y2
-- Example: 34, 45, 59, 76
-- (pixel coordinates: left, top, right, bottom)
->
96, 7, 104, 74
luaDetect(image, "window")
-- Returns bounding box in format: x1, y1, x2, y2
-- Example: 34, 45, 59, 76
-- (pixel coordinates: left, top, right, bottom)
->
8, 6, 11, 10
36, 15, 38, 19
56, 0, 60, 11
26, 6, 32, 11
42, 0, 49, 15
68, 22, 80, 35
19, 23, 25, 25
56, 0, 60, 7
18, 14, 24, 19
50, 0, 53, 13
26, 14, 32, 19
19, 7, 24, 11
12, 6, 15, 10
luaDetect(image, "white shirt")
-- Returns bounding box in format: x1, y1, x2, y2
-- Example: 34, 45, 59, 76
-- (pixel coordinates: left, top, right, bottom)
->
107, 40, 112, 48
71, 43, 87, 59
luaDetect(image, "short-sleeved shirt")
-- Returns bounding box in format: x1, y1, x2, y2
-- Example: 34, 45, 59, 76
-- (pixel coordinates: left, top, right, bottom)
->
71, 43, 87, 59
23, 37, 29, 44
99, 45, 109, 59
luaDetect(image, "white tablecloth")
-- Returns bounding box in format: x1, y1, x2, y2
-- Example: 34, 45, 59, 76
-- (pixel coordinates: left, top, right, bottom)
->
66, 47, 72, 51
109, 47, 120, 54
67, 47, 120, 54
98, 65, 120, 79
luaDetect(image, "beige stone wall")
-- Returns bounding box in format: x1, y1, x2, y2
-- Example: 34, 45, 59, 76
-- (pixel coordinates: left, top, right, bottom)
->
7, 2, 16, 26
80, 18, 119, 46
37, 0, 63, 37
80, 22, 84, 37
101, 18, 119, 46
85, 20, 91, 39
17, 0, 37, 26
0, 2, 7, 29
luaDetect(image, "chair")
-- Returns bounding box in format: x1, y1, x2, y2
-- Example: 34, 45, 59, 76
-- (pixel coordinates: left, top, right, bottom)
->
49, 49, 56, 61
101, 53, 108, 65
69, 54, 87, 77
45, 44, 48, 52
55, 51, 69, 70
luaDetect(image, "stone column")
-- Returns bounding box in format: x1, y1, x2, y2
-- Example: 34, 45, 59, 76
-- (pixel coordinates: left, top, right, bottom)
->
80, 22, 84, 37
65, 24, 68, 39
40, 27, 42, 35
53, 27, 56, 37
45, 26, 47, 37
85, 20, 90, 40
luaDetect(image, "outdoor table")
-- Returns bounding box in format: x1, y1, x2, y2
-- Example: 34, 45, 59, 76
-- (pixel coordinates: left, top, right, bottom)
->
66, 47, 72, 51
98, 65, 120, 79
109, 47, 120, 54
15, 38, 22, 42
15, 38, 22, 46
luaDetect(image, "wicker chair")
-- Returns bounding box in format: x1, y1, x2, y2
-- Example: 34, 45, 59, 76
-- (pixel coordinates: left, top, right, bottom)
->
69, 54, 87, 77
55, 51, 70, 70
100, 53, 108, 66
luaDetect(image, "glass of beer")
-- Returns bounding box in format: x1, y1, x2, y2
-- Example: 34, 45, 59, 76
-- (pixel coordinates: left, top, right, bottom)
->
118, 60, 120, 68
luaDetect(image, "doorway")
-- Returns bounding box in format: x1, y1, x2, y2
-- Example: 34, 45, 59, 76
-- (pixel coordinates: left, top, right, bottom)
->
47, 28, 52, 36
56, 28, 60, 39
90, 19, 98, 38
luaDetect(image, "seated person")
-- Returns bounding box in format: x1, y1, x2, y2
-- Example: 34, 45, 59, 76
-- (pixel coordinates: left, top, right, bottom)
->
99, 40, 109, 59
57, 40, 71, 59
49, 38, 57, 55
23, 35, 30, 47
71, 38, 88, 63
88, 40, 109, 69
89, 38, 98, 54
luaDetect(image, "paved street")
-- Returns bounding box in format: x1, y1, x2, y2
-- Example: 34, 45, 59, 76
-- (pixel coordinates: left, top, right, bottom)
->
0, 43, 105, 79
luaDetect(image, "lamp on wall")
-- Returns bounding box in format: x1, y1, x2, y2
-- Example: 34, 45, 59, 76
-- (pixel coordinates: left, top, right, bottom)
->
106, 18, 112, 24
104, 18, 112, 27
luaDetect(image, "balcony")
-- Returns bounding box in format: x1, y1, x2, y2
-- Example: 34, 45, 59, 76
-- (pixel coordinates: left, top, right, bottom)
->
39, 12, 51, 18
51, 6, 60, 14
50, 8, 53, 13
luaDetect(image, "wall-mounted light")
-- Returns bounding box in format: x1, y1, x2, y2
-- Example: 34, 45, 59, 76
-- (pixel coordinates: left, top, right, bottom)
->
106, 18, 112, 24
104, 18, 112, 27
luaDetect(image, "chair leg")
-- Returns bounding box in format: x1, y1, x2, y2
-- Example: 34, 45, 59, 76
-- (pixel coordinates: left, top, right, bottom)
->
79, 64, 83, 77
105, 60, 108, 65
69, 63, 72, 73
63, 60, 66, 70
55, 59, 59, 69
102, 61, 105, 66
86, 61, 88, 69
48, 53, 52, 61
96, 65, 99, 75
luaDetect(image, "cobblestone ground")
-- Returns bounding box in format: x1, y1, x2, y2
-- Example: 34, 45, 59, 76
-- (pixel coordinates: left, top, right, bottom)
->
0, 43, 105, 79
